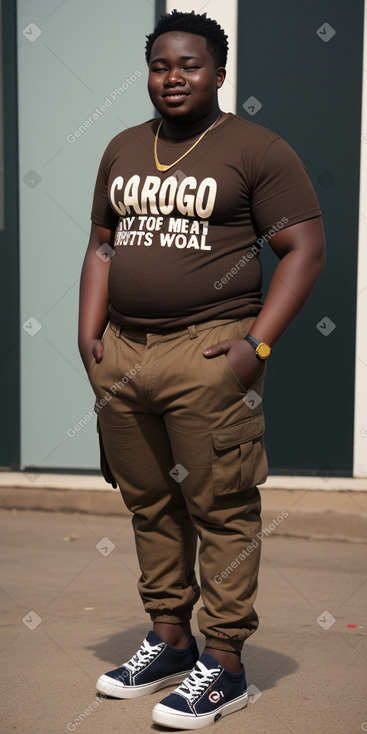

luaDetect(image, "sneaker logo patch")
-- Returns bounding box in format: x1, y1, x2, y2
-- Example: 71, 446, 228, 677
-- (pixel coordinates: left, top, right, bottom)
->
208, 690, 224, 704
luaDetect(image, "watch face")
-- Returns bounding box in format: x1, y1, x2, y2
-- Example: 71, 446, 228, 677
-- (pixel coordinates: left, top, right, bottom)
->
256, 342, 271, 359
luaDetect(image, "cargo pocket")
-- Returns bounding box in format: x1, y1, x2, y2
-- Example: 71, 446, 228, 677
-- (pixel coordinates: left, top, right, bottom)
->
96, 414, 117, 489
212, 414, 268, 495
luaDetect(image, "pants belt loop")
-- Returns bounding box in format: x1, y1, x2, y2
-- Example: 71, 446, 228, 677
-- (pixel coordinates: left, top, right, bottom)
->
187, 324, 198, 339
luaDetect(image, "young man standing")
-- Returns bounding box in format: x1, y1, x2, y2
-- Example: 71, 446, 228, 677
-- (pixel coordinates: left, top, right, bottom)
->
78, 10, 325, 730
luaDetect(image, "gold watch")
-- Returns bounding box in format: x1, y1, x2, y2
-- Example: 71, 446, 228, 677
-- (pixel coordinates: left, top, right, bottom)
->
244, 334, 272, 360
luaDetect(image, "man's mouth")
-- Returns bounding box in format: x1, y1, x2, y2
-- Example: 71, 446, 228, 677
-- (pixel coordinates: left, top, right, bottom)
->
163, 92, 189, 103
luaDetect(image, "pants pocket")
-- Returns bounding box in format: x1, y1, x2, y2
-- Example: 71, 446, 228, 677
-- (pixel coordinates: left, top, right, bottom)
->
87, 354, 96, 378
211, 414, 268, 495
96, 415, 117, 488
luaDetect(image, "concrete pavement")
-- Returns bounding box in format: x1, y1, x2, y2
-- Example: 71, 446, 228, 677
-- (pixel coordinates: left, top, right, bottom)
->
1, 509, 366, 734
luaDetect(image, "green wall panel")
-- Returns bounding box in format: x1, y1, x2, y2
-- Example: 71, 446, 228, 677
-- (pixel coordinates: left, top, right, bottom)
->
17, 0, 156, 470
0, 1, 20, 468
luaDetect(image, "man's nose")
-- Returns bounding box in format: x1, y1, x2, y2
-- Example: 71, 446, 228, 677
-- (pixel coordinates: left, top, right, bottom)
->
164, 68, 185, 85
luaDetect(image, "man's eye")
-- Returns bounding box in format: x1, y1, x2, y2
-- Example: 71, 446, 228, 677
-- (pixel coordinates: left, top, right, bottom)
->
151, 65, 199, 73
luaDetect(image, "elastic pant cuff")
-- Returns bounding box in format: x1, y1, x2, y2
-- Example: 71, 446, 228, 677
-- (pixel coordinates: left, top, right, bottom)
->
205, 636, 244, 654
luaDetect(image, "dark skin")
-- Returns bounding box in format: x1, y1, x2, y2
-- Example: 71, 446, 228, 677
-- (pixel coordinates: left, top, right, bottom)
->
78, 31, 326, 674
147, 31, 226, 138
78, 223, 113, 374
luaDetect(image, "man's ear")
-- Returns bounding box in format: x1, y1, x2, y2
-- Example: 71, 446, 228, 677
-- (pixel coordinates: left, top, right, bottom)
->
216, 67, 226, 88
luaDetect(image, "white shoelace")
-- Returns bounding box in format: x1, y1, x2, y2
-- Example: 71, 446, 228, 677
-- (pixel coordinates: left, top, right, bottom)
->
122, 638, 164, 674
175, 660, 221, 704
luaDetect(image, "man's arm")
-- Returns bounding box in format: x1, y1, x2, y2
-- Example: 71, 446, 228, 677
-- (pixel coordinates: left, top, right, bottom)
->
247, 216, 326, 344
203, 216, 326, 389
78, 223, 115, 374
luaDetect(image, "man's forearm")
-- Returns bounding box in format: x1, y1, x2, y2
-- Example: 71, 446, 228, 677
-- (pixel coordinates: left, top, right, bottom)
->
249, 247, 326, 347
78, 249, 110, 351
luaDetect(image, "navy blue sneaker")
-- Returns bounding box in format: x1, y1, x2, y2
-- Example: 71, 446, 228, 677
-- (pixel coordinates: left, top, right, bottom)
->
96, 631, 199, 699
152, 652, 248, 729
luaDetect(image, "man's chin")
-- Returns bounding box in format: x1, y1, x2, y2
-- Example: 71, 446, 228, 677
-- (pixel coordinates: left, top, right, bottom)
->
154, 107, 195, 124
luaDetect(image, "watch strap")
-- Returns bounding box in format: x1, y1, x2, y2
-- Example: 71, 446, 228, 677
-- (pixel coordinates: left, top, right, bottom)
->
244, 334, 261, 350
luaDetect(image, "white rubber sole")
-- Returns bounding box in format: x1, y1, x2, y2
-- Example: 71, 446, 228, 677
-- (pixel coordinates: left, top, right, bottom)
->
152, 692, 248, 729
96, 669, 193, 700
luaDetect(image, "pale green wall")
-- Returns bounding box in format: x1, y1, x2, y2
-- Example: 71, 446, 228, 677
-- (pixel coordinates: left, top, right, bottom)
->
18, 0, 155, 469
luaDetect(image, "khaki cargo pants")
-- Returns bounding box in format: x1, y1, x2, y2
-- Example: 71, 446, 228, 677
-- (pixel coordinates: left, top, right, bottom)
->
88, 316, 268, 653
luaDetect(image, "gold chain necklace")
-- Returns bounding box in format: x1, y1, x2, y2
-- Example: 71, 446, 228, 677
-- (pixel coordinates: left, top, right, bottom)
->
154, 114, 222, 172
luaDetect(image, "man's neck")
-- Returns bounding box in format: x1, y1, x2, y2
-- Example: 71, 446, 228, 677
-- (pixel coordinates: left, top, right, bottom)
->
159, 107, 224, 141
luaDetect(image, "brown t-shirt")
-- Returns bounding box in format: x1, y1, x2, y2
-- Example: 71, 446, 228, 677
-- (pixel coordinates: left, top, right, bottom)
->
91, 113, 321, 330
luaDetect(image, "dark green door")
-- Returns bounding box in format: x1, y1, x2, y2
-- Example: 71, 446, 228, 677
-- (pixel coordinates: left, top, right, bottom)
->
237, 1, 363, 475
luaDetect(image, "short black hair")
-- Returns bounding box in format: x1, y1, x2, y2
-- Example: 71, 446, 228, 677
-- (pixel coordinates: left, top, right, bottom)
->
145, 9, 228, 68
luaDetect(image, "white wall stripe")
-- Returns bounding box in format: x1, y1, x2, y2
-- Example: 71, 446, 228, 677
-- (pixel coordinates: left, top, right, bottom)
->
164, 0, 237, 113
353, 4, 367, 477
